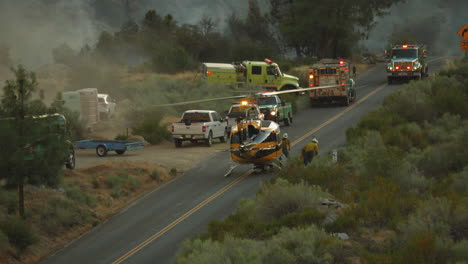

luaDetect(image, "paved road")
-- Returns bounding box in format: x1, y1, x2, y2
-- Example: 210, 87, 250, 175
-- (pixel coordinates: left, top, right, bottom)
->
42, 58, 450, 264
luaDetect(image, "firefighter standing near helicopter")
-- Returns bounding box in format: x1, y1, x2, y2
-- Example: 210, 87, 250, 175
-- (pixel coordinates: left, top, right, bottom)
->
301, 138, 319, 165
282, 133, 291, 158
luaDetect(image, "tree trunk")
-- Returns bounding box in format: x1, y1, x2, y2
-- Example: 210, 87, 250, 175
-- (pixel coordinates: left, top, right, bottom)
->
18, 181, 25, 218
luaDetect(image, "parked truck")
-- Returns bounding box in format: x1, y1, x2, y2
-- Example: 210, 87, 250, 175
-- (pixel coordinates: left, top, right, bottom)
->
62, 88, 100, 130
257, 95, 293, 126
171, 110, 228, 147
308, 59, 356, 106
1, 113, 76, 169
385, 44, 428, 84
202, 59, 300, 91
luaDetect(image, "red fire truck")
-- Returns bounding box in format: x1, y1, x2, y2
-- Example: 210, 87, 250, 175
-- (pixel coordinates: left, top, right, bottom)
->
308, 59, 356, 106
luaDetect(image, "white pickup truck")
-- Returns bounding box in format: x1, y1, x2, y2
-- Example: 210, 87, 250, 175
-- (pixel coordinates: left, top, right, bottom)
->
171, 110, 228, 148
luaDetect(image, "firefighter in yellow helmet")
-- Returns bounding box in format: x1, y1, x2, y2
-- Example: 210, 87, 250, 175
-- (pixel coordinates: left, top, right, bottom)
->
301, 138, 319, 165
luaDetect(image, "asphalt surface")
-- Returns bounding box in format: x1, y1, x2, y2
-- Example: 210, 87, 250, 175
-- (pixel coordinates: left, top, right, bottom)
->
42, 58, 450, 264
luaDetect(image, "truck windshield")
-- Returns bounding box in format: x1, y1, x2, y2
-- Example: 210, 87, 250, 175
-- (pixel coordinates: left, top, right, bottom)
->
392, 49, 417, 58
182, 113, 210, 122
229, 106, 251, 118
257, 97, 276, 105
318, 68, 337, 75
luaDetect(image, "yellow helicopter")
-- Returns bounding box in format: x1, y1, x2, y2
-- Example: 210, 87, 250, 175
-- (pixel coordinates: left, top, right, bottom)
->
224, 97, 284, 176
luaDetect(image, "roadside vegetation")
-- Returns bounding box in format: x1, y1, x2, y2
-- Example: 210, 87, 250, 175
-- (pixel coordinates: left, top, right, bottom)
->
0, 162, 171, 263
175, 58, 468, 263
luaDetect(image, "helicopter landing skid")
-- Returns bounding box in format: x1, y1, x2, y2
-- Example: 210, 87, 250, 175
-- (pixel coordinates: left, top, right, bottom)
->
224, 165, 239, 177
253, 162, 282, 174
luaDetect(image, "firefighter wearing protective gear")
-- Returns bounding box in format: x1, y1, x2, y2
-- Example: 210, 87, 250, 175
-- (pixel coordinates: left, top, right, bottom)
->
282, 133, 291, 158
301, 138, 319, 165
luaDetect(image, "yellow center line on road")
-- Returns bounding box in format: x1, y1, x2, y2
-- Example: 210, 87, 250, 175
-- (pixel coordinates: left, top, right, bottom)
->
291, 82, 387, 147
112, 169, 253, 264
112, 82, 388, 264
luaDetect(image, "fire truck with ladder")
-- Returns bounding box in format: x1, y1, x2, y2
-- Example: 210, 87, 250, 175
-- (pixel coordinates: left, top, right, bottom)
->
385, 44, 428, 84
307, 59, 356, 106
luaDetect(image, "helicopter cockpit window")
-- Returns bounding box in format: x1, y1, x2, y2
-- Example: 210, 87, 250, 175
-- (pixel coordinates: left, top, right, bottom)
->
261, 120, 272, 127
230, 132, 240, 144
181, 112, 211, 123
247, 124, 259, 139
250, 130, 276, 144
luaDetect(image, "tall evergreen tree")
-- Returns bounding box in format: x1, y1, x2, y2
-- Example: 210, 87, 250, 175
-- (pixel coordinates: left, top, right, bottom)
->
0, 65, 65, 218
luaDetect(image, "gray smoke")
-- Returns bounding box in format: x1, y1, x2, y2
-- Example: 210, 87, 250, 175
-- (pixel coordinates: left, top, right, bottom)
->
0, 0, 108, 68
0, 0, 271, 68
362, 0, 467, 56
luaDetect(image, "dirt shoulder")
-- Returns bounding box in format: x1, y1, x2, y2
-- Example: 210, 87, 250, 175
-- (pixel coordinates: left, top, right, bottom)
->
75, 140, 228, 172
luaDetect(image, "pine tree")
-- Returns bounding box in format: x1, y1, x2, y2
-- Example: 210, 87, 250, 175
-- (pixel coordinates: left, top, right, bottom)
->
0, 65, 65, 218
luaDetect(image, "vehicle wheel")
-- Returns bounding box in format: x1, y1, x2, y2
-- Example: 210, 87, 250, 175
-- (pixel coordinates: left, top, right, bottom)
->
65, 149, 75, 169
220, 130, 228, 143
174, 139, 182, 148
284, 116, 290, 126
115, 150, 126, 155
96, 145, 108, 157
206, 131, 213, 147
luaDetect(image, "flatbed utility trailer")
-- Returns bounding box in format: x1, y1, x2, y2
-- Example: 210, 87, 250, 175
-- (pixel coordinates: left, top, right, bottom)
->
73, 140, 145, 157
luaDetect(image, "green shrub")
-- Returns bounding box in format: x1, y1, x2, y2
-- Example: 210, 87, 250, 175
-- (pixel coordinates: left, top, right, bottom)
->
130, 111, 170, 145
106, 174, 127, 189
348, 177, 417, 228
151, 43, 196, 74
0, 216, 37, 252
65, 185, 97, 207
170, 168, 177, 176
398, 198, 452, 240
150, 169, 161, 182
277, 207, 326, 229
267, 226, 340, 264
106, 173, 140, 198
450, 203, 468, 241
126, 176, 141, 191
451, 167, 468, 195
0, 230, 9, 252
451, 240, 468, 262
39, 197, 92, 234
0, 188, 17, 214
176, 226, 340, 264
91, 176, 100, 189
325, 213, 358, 233
253, 178, 331, 222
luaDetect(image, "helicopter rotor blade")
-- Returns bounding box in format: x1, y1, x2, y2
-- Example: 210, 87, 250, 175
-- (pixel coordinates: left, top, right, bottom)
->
258, 85, 343, 96
150, 95, 248, 107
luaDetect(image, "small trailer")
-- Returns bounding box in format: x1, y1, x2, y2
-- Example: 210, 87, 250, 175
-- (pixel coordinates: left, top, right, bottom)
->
74, 140, 145, 157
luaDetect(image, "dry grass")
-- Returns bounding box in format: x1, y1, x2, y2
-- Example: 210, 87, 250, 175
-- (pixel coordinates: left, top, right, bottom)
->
0, 161, 172, 264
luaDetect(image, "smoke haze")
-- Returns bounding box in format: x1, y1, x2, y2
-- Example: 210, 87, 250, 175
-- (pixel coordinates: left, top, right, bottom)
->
0, 0, 464, 68
362, 0, 467, 56
0, 0, 270, 68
